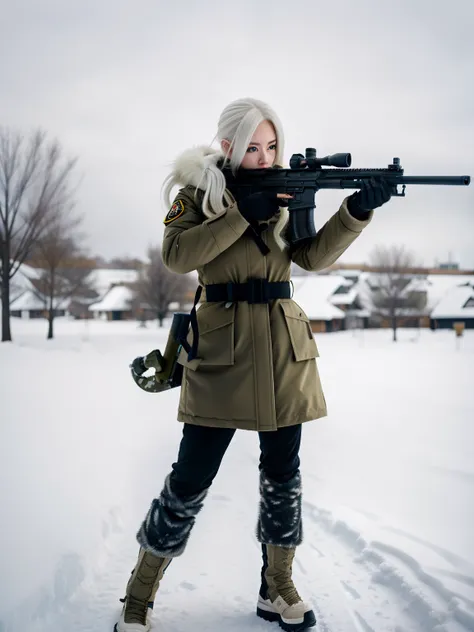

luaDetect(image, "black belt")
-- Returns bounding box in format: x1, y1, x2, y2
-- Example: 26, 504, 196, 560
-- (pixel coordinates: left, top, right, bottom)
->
181, 280, 292, 363
205, 279, 292, 304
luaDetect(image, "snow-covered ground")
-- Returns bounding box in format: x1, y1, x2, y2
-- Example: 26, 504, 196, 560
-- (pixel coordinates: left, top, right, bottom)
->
1, 317, 473, 632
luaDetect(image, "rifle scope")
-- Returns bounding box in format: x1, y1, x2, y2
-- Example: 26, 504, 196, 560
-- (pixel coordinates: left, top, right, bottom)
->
290, 148, 352, 170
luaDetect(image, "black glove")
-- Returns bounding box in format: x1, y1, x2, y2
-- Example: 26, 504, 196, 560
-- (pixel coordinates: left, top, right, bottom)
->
236, 191, 285, 222
347, 177, 393, 219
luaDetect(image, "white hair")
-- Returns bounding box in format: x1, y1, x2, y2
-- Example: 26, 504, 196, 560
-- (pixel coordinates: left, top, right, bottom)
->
217, 97, 285, 172
163, 98, 289, 250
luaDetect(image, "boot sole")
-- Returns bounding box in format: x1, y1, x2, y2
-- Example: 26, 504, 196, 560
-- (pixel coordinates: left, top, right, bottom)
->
257, 606, 317, 631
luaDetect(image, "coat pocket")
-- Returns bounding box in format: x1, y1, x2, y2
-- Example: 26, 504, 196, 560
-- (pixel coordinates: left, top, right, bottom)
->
177, 303, 236, 371
280, 301, 319, 362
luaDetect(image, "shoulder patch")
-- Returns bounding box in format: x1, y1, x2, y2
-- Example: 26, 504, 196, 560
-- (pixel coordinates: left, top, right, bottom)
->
164, 199, 185, 224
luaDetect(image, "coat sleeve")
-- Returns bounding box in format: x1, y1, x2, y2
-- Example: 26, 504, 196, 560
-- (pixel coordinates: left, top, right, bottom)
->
290, 198, 374, 272
162, 187, 249, 274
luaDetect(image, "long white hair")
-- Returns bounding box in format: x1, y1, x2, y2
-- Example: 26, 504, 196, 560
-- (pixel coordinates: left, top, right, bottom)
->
162, 98, 289, 250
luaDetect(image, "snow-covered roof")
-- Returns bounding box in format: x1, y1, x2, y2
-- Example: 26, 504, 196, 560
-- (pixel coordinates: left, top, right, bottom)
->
89, 285, 134, 311
8, 263, 44, 302
431, 282, 474, 319
10, 289, 67, 311
425, 275, 474, 310
16, 263, 43, 280
88, 269, 139, 298
355, 272, 471, 315
328, 268, 364, 280
329, 286, 358, 306
292, 275, 346, 321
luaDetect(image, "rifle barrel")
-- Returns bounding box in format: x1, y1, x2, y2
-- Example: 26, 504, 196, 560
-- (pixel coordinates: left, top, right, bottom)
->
398, 175, 470, 186
321, 174, 470, 189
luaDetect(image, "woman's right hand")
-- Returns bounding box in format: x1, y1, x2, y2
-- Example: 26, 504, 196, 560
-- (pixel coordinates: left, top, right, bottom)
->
237, 191, 293, 222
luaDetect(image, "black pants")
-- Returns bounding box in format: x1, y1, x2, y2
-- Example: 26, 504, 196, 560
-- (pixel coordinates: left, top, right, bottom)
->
169, 423, 302, 498
136, 423, 303, 557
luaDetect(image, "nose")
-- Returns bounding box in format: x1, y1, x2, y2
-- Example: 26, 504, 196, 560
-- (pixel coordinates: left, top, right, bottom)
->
259, 149, 270, 166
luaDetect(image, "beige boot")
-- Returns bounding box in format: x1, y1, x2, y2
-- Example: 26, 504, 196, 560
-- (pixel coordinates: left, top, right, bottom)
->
114, 548, 172, 632
257, 544, 316, 631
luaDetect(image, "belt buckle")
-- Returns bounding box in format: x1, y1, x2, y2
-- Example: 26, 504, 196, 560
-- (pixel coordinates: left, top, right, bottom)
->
248, 278, 268, 304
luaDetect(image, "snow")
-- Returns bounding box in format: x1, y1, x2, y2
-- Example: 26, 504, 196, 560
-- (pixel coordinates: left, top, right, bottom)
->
329, 287, 358, 307
1, 317, 474, 632
89, 284, 134, 311
8, 264, 44, 304
9, 289, 67, 311
328, 269, 364, 280
431, 283, 474, 319
8, 265, 139, 313
88, 269, 139, 298
292, 276, 347, 320
426, 276, 474, 311
355, 273, 474, 317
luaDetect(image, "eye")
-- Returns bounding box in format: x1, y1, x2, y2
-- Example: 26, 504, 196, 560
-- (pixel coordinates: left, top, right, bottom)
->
246, 146, 257, 153
269, 144, 277, 151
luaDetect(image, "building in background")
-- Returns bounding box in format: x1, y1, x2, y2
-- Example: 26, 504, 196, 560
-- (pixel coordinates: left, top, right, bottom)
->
9, 292, 67, 319
70, 269, 139, 319
9, 265, 138, 320
9, 260, 474, 331
292, 276, 347, 333
9, 264, 68, 319
88, 284, 134, 321
430, 281, 474, 329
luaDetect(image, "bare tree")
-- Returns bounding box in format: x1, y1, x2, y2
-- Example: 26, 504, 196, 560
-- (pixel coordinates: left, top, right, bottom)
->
365, 245, 427, 342
0, 128, 77, 341
27, 209, 95, 338
133, 246, 193, 326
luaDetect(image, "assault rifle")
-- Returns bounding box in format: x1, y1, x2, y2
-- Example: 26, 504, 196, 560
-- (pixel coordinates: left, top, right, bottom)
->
224, 148, 471, 243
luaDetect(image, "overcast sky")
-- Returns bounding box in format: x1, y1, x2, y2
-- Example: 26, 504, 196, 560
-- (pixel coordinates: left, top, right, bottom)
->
2, 0, 473, 268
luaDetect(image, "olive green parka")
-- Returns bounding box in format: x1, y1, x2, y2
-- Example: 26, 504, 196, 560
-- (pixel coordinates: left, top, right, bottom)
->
162, 148, 372, 432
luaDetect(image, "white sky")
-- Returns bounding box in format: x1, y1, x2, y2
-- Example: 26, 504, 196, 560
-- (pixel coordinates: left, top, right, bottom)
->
1, 0, 473, 267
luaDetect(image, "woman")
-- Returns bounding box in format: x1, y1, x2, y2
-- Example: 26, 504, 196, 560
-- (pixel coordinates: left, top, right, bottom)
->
115, 98, 392, 632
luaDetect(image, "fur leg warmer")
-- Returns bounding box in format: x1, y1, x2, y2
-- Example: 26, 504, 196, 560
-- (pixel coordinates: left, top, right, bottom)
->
137, 474, 207, 558
257, 470, 303, 548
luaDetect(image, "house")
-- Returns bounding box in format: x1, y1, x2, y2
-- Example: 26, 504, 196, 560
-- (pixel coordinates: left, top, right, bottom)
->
9, 291, 67, 319
292, 275, 347, 333
9, 264, 68, 318
430, 281, 474, 329
88, 284, 135, 321
354, 272, 431, 328
88, 268, 139, 298
66, 269, 139, 319
425, 274, 474, 311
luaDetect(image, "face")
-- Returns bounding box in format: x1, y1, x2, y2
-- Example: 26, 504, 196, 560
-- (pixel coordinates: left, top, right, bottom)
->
222, 119, 278, 170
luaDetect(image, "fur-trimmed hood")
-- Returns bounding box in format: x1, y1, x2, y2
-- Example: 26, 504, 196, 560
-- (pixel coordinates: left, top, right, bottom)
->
169, 145, 225, 190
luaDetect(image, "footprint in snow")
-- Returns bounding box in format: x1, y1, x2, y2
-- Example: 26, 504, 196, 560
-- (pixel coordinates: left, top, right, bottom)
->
211, 494, 231, 502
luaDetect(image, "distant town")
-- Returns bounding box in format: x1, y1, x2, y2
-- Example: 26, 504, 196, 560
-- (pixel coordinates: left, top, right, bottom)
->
9, 256, 474, 336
